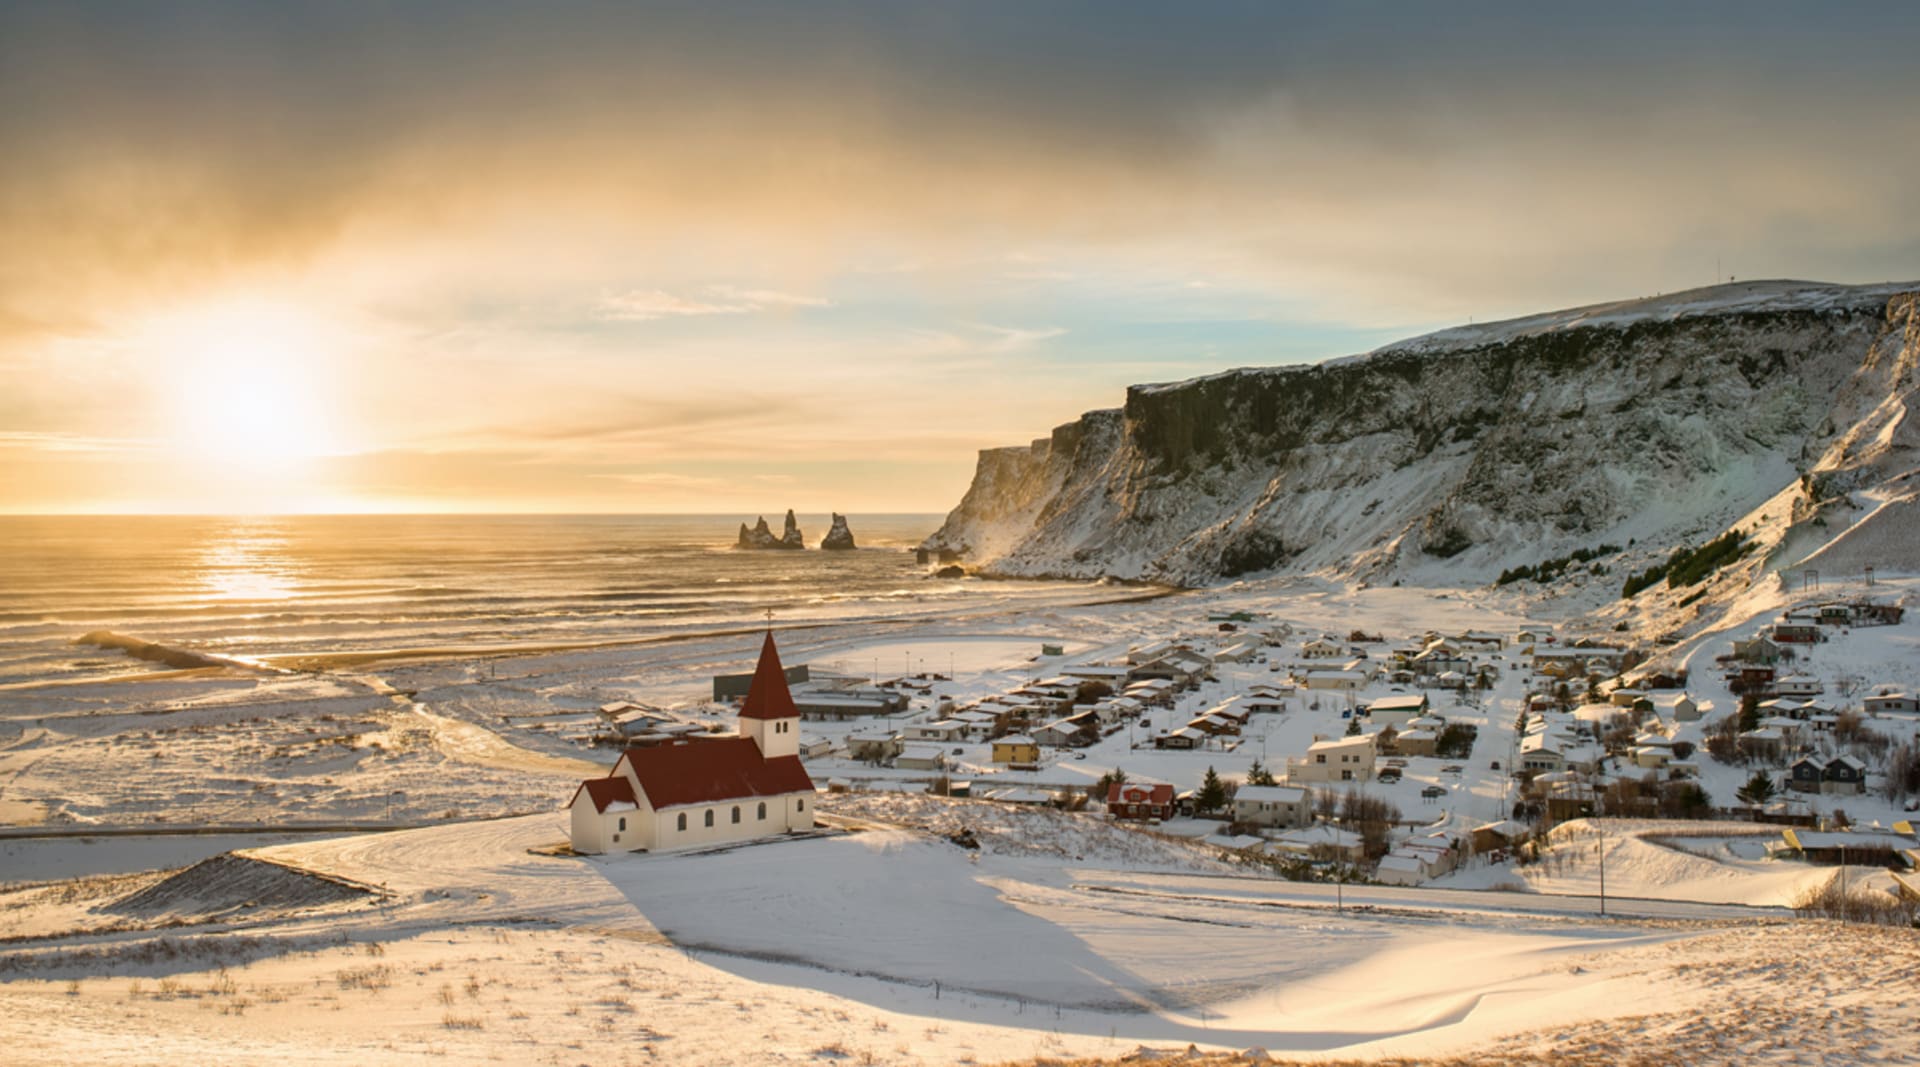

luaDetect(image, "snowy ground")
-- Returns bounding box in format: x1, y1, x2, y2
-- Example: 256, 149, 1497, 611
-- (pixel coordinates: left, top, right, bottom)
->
4, 575, 1920, 1063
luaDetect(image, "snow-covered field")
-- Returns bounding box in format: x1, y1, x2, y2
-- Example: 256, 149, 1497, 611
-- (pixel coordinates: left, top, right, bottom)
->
4, 573, 1920, 1064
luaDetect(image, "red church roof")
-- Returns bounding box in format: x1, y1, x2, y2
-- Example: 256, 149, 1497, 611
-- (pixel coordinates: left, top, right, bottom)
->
739, 630, 799, 721
614, 737, 813, 810
570, 775, 638, 813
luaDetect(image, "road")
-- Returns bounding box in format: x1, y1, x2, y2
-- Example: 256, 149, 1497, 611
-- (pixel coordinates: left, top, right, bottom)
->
1073, 869, 1793, 924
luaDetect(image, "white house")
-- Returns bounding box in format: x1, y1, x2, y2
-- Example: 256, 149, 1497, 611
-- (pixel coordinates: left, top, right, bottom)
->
1287, 734, 1375, 783
905, 719, 968, 743
1775, 675, 1824, 698
1302, 668, 1366, 691
568, 631, 815, 854
1231, 784, 1311, 828
894, 743, 947, 771
1367, 693, 1430, 727
1866, 691, 1919, 715
1301, 638, 1347, 659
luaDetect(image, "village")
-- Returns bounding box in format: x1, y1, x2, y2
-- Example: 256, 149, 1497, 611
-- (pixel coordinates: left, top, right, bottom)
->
566, 585, 1920, 905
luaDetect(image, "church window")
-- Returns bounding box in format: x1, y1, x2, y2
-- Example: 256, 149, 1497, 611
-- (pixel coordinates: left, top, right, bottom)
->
704, 809, 715, 827
677, 813, 686, 831
731, 806, 741, 824
757, 802, 767, 820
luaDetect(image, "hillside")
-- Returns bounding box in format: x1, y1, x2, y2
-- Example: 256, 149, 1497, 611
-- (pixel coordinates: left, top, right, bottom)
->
924, 280, 1920, 588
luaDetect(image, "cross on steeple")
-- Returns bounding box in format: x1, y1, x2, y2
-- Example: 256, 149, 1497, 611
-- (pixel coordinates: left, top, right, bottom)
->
764, 607, 775, 631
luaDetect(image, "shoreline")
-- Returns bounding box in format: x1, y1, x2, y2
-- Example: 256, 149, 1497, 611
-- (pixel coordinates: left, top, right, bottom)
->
13, 583, 1189, 684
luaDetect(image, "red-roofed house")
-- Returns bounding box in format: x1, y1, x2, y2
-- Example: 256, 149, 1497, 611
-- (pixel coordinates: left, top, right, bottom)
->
1107, 781, 1175, 821
569, 631, 817, 853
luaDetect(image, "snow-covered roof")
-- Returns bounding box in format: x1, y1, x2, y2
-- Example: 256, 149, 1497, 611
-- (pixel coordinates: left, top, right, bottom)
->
1235, 784, 1308, 804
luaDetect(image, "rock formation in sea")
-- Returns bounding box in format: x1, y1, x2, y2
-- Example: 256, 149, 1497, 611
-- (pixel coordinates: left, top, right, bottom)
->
737, 511, 806, 550
821, 513, 857, 550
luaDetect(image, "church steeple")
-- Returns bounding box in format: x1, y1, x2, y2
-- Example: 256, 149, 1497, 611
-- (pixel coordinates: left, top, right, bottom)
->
738, 629, 799, 758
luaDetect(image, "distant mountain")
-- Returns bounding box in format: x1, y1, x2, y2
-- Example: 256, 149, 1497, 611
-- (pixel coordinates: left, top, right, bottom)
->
923, 280, 1920, 588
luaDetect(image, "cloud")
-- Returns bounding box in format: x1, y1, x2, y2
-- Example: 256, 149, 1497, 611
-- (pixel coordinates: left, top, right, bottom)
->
0, 431, 156, 454
594, 286, 831, 322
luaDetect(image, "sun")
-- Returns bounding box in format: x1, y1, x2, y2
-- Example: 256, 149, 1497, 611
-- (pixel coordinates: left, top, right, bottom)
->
151, 296, 343, 474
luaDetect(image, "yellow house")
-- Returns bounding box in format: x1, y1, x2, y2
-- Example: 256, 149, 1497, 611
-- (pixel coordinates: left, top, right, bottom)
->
991, 735, 1040, 765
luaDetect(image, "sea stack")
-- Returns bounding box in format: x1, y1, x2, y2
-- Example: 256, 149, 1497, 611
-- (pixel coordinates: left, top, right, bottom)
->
737, 513, 805, 550
821, 513, 856, 551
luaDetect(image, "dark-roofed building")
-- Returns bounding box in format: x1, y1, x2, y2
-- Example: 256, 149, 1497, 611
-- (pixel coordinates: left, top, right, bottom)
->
570, 631, 816, 853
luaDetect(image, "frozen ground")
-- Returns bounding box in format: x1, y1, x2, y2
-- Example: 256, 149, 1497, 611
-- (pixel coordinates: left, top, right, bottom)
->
3, 574, 1919, 1063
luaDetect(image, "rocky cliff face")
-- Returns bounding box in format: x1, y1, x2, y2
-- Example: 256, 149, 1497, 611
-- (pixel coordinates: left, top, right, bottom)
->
923, 280, 1920, 586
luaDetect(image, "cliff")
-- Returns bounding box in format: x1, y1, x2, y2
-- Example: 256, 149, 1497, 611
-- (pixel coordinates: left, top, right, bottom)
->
924, 280, 1920, 586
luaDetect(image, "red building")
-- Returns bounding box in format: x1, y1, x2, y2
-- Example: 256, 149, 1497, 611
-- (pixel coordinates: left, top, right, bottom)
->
1107, 781, 1175, 821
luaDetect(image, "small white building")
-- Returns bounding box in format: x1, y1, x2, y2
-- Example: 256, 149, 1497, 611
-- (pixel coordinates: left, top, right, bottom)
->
1231, 784, 1311, 828
1287, 734, 1375, 783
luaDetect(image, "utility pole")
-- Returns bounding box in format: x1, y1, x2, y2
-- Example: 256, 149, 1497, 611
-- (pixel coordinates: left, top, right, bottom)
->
1597, 824, 1607, 916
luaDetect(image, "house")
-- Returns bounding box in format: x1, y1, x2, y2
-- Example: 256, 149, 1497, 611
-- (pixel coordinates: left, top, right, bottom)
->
1652, 692, 1700, 722
1395, 728, 1439, 758
1286, 734, 1375, 783
797, 734, 832, 759
1738, 727, 1787, 763
1367, 693, 1430, 726
1775, 675, 1824, 698
1789, 754, 1867, 795
1520, 732, 1566, 774
1470, 820, 1526, 854
1153, 726, 1206, 749
1301, 637, 1348, 659
894, 743, 947, 771
1061, 664, 1133, 685
1126, 639, 1176, 665
1124, 678, 1177, 707
1268, 824, 1366, 864
1186, 712, 1242, 737
1866, 691, 1920, 716
1231, 784, 1311, 828
1730, 637, 1782, 665
791, 689, 909, 721
1770, 623, 1823, 645
569, 631, 815, 854
1782, 828, 1916, 865
1033, 714, 1098, 748
1376, 840, 1455, 886
1107, 781, 1176, 821
1131, 651, 1213, 687
846, 730, 904, 762
991, 734, 1041, 765
1241, 693, 1289, 715
1412, 646, 1471, 677
1215, 639, 1262, 664
1302, 668, 1366, 691
905, 719, 969, 743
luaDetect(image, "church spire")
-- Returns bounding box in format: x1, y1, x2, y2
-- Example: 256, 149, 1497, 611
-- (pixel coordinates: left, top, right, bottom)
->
739, 629, 799, 722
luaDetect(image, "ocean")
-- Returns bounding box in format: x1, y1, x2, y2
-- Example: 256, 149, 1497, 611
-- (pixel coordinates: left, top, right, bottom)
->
0, 514, 1101, 686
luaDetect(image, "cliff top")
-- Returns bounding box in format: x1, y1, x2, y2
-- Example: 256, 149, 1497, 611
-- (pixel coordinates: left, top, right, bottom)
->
1133, 278, 1919, 396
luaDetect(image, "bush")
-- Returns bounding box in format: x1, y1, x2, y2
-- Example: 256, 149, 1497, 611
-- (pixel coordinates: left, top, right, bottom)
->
1791, 873, 1920, 926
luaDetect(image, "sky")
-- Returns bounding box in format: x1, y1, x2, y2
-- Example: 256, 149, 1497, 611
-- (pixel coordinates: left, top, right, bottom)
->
3, 2, 1919, 515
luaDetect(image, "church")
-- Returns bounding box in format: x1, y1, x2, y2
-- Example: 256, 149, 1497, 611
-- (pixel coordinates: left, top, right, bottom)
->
567, 630, 816, 854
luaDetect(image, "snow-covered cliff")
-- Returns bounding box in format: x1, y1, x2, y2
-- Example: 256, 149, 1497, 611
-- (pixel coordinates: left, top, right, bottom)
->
924, 280, 1920, 586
